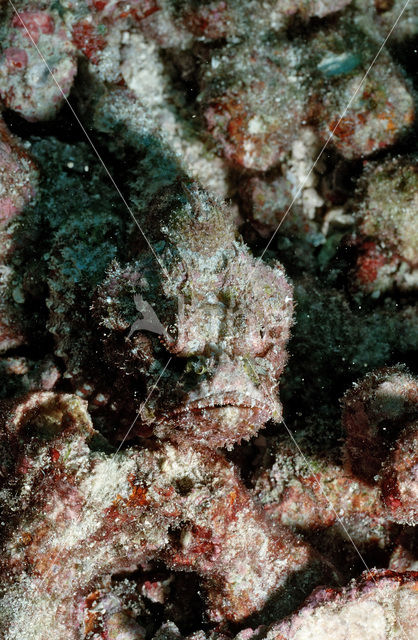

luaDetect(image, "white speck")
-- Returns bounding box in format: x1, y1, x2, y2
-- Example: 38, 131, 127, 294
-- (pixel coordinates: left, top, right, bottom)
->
180, 529, 192, 549
248, 116, 264, 134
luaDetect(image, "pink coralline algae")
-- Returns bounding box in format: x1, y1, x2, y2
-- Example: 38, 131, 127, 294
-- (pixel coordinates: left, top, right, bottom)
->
71, 1, 160, 69
342, 366, 418, 483
0, 7, 77, 121
0, 115, 38, 352
251, 367, 418, 576
199, 12, 414, 170
252, 437, 392, 560
0, 392, 333, 638
81, 570, 418, 640
350, 155, 418, 296
269, 570, 418, 640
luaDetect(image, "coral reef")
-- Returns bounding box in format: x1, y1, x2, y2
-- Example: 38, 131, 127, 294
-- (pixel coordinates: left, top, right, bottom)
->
0, 7, 77, 121
0, 0, 417, 638
252, 436, 392, 567
380, 420, 418, 525
342, 366, 418, 525
82, 570, 418, 639
0, 114, 38, 352
269, 570, 418, 639
200, 38, 308, 172
199, 10, 414, 169
342, 366, 418, 483
252, 367, 418, 578
350, 155, 418, 295
0, 392, 333, 638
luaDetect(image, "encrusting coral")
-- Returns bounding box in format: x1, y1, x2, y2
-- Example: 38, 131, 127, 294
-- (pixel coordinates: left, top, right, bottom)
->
0, 0, 417, 638
350, 155, 418, 296
0, 392, 334, 638
78, 570, 418, 640
251, 367, 418, 578
342, 367, 418, 525
0, 114, 38, 352
0, 6, 77, 121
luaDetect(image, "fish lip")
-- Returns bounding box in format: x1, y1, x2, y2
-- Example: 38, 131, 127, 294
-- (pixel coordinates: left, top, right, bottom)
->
169, 392, 272, 415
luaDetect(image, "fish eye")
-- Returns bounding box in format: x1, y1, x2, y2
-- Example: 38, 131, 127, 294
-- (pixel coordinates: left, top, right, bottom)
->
167, 324, 178, 339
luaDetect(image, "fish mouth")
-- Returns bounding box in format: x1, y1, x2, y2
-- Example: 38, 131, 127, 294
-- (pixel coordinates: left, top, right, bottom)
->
152, 391, 280, 448
169, 392, 272, 417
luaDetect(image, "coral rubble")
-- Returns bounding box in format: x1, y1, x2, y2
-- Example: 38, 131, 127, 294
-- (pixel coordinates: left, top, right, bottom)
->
350, 155, 418, 295
0, 7, 77, 121
79, 570, 418, 640
269, 570, 418, 640
0, 0, 417, 638
0, 392, 333, 637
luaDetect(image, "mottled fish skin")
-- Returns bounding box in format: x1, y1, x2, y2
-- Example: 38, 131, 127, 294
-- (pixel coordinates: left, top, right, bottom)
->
90, 87, 294, 449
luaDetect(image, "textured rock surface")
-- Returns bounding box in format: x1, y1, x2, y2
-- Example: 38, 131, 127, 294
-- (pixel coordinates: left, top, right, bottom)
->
0, 7, 77, 121
349, 155, 418, 296
77, 571, 418, 640
0, 392, 333, 638
270, 570, 418, 640
342, 367, 418, 483
0, 0, 416, 637
0, 115, 38, 352
252, 436, 392, 556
